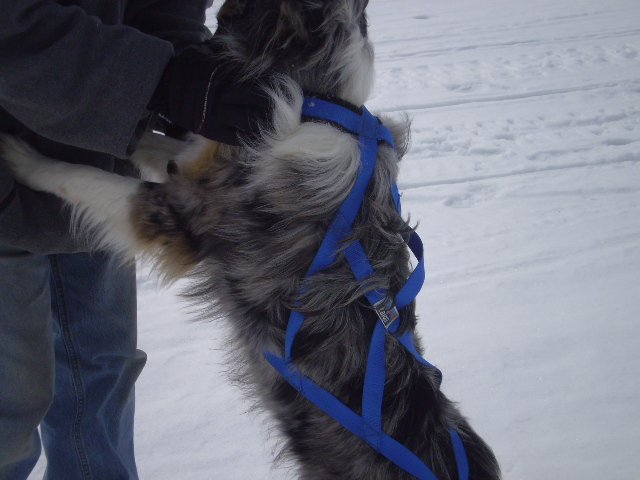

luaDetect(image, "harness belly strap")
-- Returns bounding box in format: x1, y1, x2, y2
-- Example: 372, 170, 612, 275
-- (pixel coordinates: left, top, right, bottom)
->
263, 96, 469, 480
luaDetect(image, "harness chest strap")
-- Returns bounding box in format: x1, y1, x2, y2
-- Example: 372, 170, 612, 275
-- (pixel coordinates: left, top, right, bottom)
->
263, 96, 469, 480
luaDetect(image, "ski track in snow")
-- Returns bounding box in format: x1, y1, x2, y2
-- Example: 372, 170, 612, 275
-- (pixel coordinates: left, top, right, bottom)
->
28, 1, 640, 479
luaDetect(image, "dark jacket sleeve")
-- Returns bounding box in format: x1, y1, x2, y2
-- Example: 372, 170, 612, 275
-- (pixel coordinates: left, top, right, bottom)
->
125, 0, 214, 53
0, 0, 175, 159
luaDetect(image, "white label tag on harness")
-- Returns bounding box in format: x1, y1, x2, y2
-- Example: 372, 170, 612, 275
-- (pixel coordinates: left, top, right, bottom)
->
374, 298, 400, 329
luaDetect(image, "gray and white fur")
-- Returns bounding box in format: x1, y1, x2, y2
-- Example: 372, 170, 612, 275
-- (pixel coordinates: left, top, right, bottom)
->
1, 0, 501, 478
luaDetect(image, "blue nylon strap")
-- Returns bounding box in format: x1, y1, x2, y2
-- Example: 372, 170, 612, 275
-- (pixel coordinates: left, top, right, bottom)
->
284, 140, 378, 357
264, 351, 442, 480
450, 428, 470, 480
302, 97, 395, 148
285, 103, 384, 358
362, 320, 387, 440
392, 182, 402, 213
342, 226, 426, 321
396, 233, 426, 310
265, 97, 467, 480
302, 97, 364, 137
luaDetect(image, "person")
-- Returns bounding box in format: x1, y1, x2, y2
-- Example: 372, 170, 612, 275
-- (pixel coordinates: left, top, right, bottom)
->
0, 1, 269, 478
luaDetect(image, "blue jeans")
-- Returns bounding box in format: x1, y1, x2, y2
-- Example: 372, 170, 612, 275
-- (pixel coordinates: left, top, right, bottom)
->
0, 247, 146, 480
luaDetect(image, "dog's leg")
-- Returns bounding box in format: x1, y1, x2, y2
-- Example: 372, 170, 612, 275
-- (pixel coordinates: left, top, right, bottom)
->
1, 135, 141, 255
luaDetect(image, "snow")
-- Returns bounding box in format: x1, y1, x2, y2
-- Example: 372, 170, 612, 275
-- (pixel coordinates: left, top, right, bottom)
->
29, 0, 640, 478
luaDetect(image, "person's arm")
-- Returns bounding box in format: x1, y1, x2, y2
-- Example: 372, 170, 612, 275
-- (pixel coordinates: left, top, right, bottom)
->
125, 0, 214, 53
0, 0, 175, 158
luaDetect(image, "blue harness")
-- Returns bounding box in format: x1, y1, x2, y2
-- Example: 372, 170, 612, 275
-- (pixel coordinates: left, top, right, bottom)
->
263, 96, 469, 480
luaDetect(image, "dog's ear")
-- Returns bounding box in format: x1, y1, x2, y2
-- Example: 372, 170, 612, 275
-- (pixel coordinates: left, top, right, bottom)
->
214, 0, 320, 55
276, 0, 325, 48
216, 0, 248, 23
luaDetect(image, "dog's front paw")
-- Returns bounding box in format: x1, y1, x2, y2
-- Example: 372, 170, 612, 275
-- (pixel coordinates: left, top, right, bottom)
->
0, 134, 55, 191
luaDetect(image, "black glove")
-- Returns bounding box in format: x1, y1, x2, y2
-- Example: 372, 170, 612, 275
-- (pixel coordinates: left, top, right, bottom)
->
149, 43, 271, 146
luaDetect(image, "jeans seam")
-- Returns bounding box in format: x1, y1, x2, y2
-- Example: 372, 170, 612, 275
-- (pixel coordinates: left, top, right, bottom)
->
49, 255, 93, 480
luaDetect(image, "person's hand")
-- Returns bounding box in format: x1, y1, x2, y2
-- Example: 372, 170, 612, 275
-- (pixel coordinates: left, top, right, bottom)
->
149, 43, 271, 146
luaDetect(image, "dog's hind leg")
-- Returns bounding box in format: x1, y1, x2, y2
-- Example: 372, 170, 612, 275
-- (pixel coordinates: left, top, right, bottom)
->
1, 134, 141, 255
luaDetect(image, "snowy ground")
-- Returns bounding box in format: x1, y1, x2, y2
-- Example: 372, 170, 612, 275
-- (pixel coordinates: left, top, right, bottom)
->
29, 0, 640, 479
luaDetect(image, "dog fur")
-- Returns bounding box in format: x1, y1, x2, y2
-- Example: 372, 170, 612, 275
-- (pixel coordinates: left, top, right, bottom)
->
1, 0, 501, 478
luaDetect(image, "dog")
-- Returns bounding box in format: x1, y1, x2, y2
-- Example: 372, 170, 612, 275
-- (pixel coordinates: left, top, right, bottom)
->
2, 0, 501, 478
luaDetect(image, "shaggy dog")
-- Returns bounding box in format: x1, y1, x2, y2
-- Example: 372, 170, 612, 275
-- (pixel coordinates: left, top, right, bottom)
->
2, 0, 501, 478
